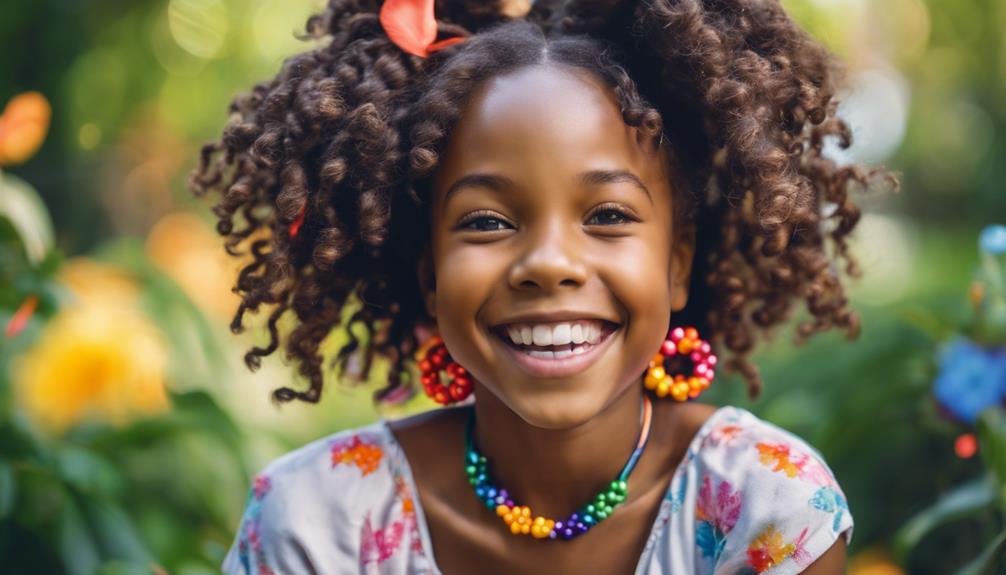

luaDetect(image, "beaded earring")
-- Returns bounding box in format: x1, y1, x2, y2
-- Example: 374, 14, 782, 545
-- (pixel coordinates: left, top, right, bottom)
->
415, 334, 473, 405
643, 326, 718, 401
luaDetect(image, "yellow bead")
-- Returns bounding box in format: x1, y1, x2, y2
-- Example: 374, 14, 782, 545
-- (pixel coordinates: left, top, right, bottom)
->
656, 379, 670, 398
532, 526, 549, 539
496, 505, 509, 517
503, 513, 514, 524
510, 521, 522, 535
677, 339, 693, 354
649, 353, 664, 367
521, 524, 530, 535
533, 516, 546, 525
520, 506, 531, 517
644, 370, 660, 390
684, 327, 698, 340
650, 366, 665, 381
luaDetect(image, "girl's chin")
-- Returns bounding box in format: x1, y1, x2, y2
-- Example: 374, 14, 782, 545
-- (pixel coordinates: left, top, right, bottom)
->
482, 380, 628, 431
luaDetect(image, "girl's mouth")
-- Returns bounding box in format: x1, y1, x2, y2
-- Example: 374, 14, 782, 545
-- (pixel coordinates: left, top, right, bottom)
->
490, 319, 620, 379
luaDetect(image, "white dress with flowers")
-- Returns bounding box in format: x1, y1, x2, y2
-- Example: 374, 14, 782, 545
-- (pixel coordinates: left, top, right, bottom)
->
221, 405, 853, 574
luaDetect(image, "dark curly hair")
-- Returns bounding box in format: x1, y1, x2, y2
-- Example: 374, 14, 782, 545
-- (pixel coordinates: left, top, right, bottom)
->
190, 0, 894, 406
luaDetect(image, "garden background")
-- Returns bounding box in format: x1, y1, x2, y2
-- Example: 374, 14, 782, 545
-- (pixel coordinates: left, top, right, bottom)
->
2, 0, 1005, 573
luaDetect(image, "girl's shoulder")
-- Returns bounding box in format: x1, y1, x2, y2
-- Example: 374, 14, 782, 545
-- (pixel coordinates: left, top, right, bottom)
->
221, 419, 437, 574
653, 405, 852, 574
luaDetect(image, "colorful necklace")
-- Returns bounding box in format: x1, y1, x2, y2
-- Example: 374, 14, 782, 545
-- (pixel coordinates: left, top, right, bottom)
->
464, 393, 654, 541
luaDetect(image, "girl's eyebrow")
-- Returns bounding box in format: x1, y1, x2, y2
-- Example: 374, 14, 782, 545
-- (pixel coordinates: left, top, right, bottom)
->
444, 169, 653, 205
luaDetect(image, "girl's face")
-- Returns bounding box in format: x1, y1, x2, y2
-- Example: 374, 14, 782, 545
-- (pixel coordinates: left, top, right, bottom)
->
424, 64, 694, 429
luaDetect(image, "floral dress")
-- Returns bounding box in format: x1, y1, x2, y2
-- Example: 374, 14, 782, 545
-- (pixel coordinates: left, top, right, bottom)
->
222, 405, 853, 574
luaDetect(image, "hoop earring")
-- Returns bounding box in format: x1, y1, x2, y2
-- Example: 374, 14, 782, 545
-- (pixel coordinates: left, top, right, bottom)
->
644, 326, 717, 402
415, 335, 473, 405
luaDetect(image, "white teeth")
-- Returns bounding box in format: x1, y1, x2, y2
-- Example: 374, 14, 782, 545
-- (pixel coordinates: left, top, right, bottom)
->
501, 320, 611, 347
532, 325, 552, 346
507, 326, 522, 344
552, 323, 571, 346
527, 350, 555, 359
571, 324, 585, 344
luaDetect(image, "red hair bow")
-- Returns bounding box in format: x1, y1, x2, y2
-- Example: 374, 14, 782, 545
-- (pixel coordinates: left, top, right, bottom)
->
380, 0, 465, 57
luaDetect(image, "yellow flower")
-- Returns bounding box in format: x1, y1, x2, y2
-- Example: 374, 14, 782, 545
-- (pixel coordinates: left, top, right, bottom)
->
13, 268, 169, 434
849, 548, 905, 575
0, 92, 51, 166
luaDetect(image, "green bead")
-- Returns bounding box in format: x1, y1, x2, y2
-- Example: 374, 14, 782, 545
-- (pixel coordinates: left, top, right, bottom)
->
586, 504, 595, 513
604, 505, 613, 515
617, 480, 628, 492
595, 510, 607, 520
465, 465, 476, 475
478, 455, 487, 464
596, 493, 606, 503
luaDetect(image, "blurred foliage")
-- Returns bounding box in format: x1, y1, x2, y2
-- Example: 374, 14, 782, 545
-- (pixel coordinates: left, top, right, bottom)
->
1, 0, 1005, 573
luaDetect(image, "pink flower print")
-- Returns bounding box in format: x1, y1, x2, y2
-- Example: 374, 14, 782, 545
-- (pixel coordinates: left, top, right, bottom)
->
330, 434, 384, 476
695, 475, 742, 562
360, 511, 406, 566
393, 475, 426, 555
253, 474, 272, 500
696, 475, 742, 532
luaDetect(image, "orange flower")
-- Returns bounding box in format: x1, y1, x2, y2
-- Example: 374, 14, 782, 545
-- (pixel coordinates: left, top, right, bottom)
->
756, 442, 804, 478
0, 92, 51, 166
747, 526, 796, 572
330, 435, 384, 476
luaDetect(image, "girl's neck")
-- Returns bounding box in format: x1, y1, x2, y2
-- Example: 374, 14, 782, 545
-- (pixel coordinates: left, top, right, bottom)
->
471, 384, 649, 517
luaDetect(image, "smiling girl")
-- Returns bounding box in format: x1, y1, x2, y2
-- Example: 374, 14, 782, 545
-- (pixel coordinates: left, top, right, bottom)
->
194, 0, 887, 573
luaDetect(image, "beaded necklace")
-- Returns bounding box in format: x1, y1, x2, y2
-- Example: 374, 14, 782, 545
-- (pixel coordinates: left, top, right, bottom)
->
464, 393, 654, 541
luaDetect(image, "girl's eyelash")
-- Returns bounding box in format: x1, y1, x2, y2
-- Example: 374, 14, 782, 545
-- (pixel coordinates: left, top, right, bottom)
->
586, 203, 638, 225
456, 204, 637, 231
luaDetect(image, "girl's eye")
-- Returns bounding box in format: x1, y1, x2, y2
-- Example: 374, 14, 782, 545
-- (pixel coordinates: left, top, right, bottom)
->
458, 212, 514, 232
587, 206, 634, 226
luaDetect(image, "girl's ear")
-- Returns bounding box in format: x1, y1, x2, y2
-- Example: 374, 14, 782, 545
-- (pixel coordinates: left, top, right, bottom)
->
670, 223, 696, 312
417, 249, 437, 319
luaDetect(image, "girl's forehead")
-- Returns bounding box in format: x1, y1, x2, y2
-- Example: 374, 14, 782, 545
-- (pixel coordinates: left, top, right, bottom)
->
436, 64, 665, 189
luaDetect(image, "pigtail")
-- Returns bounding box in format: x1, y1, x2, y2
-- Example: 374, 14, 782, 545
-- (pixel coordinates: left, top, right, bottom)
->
551, 0, 896, 398
191, 0, 515, 405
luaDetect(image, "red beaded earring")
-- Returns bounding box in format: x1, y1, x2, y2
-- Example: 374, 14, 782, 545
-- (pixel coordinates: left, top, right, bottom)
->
644, 326, 718, 401
415, 334, 474, 405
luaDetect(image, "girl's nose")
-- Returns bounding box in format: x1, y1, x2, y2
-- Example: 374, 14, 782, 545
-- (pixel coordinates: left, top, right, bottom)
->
507, 223, 588, 292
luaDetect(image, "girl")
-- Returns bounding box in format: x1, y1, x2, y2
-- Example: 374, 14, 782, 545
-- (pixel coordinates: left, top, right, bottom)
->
192, 0, 888, 573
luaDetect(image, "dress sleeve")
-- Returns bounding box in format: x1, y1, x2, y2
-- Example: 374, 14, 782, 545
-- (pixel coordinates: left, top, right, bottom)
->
220, 471, 318, 575
695, 413, 853, 575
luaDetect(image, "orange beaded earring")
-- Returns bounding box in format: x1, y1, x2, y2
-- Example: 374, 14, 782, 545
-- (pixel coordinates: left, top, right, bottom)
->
644, 326, 717, 401
415, 334, 474, 405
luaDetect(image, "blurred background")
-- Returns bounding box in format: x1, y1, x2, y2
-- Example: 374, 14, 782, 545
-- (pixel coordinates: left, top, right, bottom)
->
1, 0, 1005, 573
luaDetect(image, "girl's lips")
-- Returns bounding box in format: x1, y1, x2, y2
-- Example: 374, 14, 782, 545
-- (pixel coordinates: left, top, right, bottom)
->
490, 324, 619, 379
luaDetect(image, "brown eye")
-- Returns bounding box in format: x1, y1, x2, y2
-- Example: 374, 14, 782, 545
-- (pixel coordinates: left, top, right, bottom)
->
458, 211, 514, 232
587, 207, 633, 226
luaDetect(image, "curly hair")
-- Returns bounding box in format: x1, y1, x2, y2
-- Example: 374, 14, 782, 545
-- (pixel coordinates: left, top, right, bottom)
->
190, 0, 893, 406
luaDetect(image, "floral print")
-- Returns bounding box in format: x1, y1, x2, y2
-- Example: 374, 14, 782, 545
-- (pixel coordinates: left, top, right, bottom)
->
330, 433, 384, 476
695, 476, 742, 561
236, 473, 275, 575
222, 406, 853, 574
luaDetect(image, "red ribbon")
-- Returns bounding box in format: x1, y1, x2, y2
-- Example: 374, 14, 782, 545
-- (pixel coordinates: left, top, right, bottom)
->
380, 0, 465, 58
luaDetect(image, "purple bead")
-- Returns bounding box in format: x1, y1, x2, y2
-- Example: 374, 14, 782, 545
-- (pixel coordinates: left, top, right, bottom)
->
554, 521, 564, 530
569, 513, 579, 521
562, 528, 574, 539
549, 531, 558, 540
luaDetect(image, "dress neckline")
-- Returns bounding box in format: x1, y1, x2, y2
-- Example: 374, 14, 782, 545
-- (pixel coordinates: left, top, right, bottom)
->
378, 404, 736, 574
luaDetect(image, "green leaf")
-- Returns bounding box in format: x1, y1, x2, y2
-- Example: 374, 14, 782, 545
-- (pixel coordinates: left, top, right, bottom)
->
0, 171, 54, 265
977, 407, 1006, 488
58, 494, 101, 575
80, 499, 153, 563
0, 460, 15, 519
957, 529, 1006, 575
55, 446, 123, 499
893, 474, 999, 564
